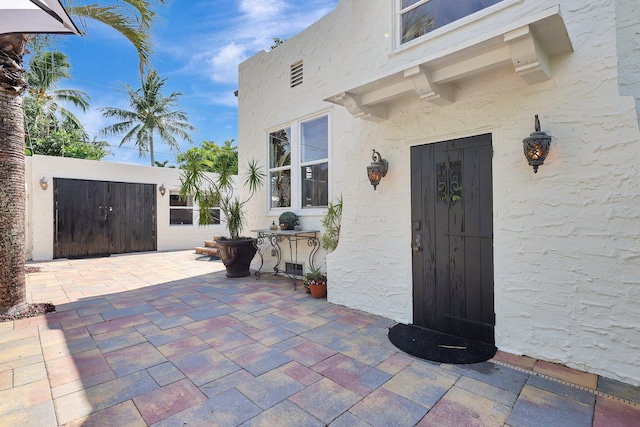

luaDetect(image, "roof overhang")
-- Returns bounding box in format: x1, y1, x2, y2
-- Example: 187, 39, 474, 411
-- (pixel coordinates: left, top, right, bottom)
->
325, 6, 573, 122
1, 0, 81, 36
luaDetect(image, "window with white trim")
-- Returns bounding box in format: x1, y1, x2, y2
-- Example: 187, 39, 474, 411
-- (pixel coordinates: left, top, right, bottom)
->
170, 193, 194, 225
169, 192, 220, 225
268, 114, 329, 211
398, 0, 503, 44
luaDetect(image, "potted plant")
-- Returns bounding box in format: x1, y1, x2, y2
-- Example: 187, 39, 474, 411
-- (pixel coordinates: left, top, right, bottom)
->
302, 197, 342, 296
179, 151, 264, 278
278, 211, 299, 230
303, 266, 327, 298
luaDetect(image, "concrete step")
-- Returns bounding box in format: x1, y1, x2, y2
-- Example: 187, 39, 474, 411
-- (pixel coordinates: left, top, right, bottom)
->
195, 247, 220, 257
204, 240, 217, 248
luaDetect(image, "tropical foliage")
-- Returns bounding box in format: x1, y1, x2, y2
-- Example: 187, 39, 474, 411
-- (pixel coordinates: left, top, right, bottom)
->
176, 140, 238, 175
25, 128, 109, 160
21, 50, 110, 159
100, 69, 194, 166
154, 160, 173, 167
66, 0, 169, 70
179, 155, 264, 240
271, 37, 287, 50
24, 50, 89, 132
321, 196, 342, 253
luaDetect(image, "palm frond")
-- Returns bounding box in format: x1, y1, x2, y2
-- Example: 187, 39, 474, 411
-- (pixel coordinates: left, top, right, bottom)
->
69, 4, 152, 69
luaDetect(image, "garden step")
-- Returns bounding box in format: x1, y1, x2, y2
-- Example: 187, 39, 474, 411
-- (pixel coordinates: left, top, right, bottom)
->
195, 246, 220, 257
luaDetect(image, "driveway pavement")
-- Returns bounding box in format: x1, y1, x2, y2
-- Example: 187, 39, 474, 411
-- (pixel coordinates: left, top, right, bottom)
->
0, 250, 638, 426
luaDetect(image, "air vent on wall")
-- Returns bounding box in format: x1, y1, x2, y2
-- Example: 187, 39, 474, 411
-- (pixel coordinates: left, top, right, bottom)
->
285, 262, 304, 277
290, 60, 303, 88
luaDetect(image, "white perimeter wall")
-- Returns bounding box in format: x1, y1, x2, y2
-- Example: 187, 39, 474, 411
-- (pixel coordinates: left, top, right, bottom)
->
25, 155, 229, 261
238, 0, 640, 385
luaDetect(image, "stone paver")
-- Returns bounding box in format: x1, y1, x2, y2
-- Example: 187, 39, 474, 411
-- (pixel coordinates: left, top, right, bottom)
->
0, 250, 631, 426
350, 387, 428, 426
506, 384, 594, 427
289, 377, 361, 424
418, 386, 511, 427
383, 361, 459, 409
593, 396, 640, 427
236, 369, 305, 410
133, 378, 207, 425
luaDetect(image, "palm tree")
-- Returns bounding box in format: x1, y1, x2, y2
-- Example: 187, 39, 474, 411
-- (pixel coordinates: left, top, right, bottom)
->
0, 0, 165, 314
100, 69, 195, 166
25, 50, 90, 142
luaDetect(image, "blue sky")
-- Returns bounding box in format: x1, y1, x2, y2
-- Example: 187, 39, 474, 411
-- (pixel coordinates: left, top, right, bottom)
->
56, 0, 338, 166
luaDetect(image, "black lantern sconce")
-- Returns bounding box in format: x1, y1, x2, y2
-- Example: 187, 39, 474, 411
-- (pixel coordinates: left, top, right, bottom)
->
523, 115, 552, 173
39, 175, 48, 190
367, 149, 388, 190
159, 184, 166, 197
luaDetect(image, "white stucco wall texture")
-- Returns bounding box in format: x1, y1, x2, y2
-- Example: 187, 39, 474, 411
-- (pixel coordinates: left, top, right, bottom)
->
238, 0, 640, 385
25, 155, 227, 261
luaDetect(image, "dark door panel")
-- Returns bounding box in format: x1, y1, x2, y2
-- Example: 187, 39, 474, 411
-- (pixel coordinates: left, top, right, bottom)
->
54, 179, 156, 259
411, 134, 494, 344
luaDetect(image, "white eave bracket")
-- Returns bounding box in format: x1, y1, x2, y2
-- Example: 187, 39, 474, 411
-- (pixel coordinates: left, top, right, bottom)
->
325, 92, 388, 122
404, 65, 454, 106
324, 6, 573, 121
504, 25, 551, 84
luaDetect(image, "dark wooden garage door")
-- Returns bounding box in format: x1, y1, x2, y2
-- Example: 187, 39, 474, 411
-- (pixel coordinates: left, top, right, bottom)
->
411, 134, 494, 344
54, 179, 156, 258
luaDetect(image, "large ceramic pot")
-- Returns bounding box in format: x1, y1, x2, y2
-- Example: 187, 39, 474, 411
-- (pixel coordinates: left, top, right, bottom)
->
215, 238, 258, 278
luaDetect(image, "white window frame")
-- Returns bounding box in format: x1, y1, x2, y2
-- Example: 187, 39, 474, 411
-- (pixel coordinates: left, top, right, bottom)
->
393, 0, 521, 51
169, 191, 220, 226
267, 112, 330, 216
169, 192, 195, 226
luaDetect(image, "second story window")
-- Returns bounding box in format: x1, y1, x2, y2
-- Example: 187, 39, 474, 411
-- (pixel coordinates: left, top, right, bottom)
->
399, 0, 503, 44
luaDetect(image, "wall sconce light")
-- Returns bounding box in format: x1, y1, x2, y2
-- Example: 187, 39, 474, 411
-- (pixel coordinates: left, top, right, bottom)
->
523, 115, 552, 173
367, 149, 388, 190
159, 184, 166, 196
39, 176, 48, 190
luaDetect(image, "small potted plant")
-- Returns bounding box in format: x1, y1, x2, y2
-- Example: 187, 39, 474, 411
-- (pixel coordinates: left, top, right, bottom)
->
278, 211, 299, 230
303, 266, 327, 298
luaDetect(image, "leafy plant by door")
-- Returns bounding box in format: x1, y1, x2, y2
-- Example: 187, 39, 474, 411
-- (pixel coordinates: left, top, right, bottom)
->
321, 196, 342, 252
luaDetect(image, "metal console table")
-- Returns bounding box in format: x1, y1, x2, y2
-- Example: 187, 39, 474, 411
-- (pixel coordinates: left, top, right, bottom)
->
252, 229, 321, 290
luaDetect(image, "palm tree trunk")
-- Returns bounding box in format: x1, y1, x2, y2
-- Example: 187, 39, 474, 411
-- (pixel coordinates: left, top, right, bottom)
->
0, 35, 28, 314
149, 136, 155, 166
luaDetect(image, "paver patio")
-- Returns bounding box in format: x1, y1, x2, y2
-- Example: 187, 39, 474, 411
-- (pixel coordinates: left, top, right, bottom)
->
0, 250, 638, 426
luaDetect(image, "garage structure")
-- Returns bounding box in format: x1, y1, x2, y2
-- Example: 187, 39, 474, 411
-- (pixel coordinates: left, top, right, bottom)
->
54, 178, 157, 258
26, 155, 230, 261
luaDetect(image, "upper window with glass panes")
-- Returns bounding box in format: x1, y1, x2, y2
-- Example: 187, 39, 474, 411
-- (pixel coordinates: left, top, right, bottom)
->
399, 0, 503, 44
268, 115, 329, 211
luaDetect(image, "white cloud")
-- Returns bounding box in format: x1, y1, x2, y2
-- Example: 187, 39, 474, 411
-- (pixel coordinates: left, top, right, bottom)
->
238, 0, 287, 21
170, 0, 338, 87
206, 43, 248, 84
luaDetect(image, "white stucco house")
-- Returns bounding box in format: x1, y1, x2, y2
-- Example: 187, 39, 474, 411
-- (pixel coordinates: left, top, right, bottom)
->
238, 0, 640, 386
25, 155, 227, 261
